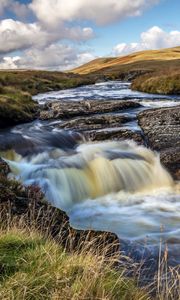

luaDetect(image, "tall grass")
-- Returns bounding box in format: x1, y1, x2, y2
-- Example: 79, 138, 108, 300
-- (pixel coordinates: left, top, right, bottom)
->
0, 200, 179, 300
0, 217, 150, 299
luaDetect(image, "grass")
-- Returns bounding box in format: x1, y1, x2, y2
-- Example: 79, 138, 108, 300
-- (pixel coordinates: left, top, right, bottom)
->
71, 46, 180, 95
0, 162, 179, 300
132, 73, 180, 95
71, 47, 180, 76
0, 70, 96, 127
0, 228, 151, 300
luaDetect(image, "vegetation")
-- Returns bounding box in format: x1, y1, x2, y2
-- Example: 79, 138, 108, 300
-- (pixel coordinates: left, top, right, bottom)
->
71, 47, 180, 76
71, 46, 180, 95
0, 228, 151, 300
132, 73, 180, 95
0, 70, 96, 127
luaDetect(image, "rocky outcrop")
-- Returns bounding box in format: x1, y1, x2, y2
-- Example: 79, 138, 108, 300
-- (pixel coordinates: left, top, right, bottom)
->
138, 106, 180, 179
40, 99, 141, 120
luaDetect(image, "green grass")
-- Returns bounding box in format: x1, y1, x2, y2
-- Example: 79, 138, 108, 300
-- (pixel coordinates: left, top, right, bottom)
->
0, 70, 96, 127
0, 229, 150, 300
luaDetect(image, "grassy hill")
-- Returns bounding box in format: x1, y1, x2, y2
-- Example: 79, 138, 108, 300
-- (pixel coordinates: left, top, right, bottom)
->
71, 47, 180, 95
72, 47, 180, 75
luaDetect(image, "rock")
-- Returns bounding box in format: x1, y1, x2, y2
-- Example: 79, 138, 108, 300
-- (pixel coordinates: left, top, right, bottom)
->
160, 148, 180, 180
0, 157, 10, 176
138, 106, 180, 179
40, 99, 141, 120
84, 128, 144, 144
58, 114, 135, 131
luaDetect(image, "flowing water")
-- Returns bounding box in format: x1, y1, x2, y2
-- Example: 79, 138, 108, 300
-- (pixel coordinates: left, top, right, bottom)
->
1, 81, 180, 265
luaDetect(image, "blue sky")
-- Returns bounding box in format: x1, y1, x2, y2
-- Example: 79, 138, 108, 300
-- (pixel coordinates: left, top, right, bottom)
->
0, 0, 180, 70
89, 0, 180, 56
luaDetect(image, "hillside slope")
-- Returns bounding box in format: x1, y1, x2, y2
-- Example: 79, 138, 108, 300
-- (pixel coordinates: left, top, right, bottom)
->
72, 47, 180, 75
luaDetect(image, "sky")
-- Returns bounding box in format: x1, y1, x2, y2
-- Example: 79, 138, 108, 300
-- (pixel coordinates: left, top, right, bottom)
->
0, 0, 180, 70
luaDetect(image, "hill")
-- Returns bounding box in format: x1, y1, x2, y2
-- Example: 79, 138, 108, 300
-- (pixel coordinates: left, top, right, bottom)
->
71, 47, 180, 75
71, 47, 180, 95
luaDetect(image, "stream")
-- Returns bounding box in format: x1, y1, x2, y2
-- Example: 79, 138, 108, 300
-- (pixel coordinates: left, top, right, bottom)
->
1, 81, 180, 266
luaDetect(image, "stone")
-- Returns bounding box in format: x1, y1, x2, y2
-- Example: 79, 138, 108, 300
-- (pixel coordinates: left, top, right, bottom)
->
58, 114, 135, 131
40, 99, 141, 120
138, 106, 180, 179
84, 128, 144, 144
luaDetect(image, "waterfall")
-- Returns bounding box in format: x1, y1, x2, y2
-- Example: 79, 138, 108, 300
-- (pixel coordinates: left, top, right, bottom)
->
5, 140, 173, 209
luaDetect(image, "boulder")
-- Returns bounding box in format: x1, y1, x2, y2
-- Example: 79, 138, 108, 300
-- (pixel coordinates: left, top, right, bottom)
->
138, 106, 180, 179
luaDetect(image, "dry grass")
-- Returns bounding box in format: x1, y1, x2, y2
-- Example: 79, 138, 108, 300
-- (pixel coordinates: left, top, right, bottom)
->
0, 202, 179, 300
71, 47, 180, 75
0, 221, 150, 300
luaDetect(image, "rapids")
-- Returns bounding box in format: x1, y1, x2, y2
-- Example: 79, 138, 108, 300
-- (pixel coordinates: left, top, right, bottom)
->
1, 81, 180, 264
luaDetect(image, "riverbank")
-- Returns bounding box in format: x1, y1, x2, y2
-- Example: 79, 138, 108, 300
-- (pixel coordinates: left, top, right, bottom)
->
0, 76, 180, 299
0, 159, 179, 300
0, 70, 96, 127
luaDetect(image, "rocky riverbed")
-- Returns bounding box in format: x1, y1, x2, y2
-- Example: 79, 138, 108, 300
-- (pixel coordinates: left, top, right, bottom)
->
0, 80, 180, 272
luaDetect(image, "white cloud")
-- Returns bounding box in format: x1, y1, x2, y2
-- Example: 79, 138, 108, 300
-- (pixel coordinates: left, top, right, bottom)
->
113, 26, 180, 56
0, 19, 57, 53
0, 56, 20, 69
0, 19, 94, 54
30, 0, 159, 26
0, 44, 96, 70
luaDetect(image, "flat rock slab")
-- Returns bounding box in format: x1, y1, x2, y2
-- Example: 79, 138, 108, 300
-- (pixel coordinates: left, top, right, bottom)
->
58, 114, 134, 131
84, 128, 144, 145
40, 99, 141, 120
138, 106, 180, 179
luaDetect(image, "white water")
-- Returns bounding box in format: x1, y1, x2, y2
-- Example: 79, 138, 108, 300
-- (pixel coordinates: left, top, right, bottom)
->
5, 140, 180, 247
33, 81, 180, 109
1, 81, 180, 262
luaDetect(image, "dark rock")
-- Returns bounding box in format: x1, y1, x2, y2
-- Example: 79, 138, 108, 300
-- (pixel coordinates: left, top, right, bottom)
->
40, 99, 141, 120
84, 128, 144, 144
160, 148, 180, 180
0, 157, 10, 176
138, 106, 180, 179
58, 114, 134, 131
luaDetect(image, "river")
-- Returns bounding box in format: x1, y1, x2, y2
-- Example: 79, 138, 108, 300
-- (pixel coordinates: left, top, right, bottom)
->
1, 81, 180, 266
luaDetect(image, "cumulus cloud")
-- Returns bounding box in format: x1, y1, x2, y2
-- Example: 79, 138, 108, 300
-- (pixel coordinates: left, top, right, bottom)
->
0, 19, 58, 53
113, 26, 180, 56
0, 56, 20, 69
30, 0, 159, 26
0, 44, 96, 70
0, 19, 94, 54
